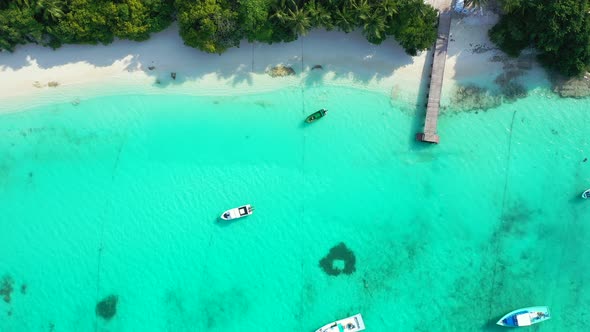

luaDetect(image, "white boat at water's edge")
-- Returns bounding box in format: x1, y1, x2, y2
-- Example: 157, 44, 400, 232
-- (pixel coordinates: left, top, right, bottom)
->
315, 313, 365, 332
220, 204, 253, 221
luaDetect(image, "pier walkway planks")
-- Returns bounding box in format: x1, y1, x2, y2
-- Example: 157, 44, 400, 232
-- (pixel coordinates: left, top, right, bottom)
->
417, 0, 453, 144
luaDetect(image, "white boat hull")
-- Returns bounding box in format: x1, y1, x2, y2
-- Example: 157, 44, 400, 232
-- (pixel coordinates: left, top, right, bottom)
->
582, 189, 590, 199
220, 204, 253, 221
315, 313, 365, 332
497, 306, 550, 327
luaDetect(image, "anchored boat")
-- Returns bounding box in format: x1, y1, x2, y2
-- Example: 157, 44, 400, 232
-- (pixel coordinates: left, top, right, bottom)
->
315, 313, 365, 332
497, 306, 550, 327
582, 189, 590, 199
220, 204, 253, 221
306, 109, 328, 123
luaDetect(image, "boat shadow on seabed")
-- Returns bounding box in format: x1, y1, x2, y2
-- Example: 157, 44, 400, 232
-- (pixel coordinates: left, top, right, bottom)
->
480, 319, 506, 331
215, 217, 235, 227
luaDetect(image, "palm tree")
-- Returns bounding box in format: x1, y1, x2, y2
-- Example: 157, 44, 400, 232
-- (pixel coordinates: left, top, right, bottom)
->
14, 0, 32, 9
333, 5, 355, 33
376, 0, 398, 19
360, 11, 387, 44
285, 0, 311, 36
320, 0, 342, 12
270, 0, 289, 24
350, 0, 371, 22
499, 0, 532, 14
34, 0, 64, 22
305, 0, 333, 30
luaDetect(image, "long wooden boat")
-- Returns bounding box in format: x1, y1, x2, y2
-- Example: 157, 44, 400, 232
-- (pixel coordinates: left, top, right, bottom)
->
496, 306, 550, 327
306, 109, 328, 123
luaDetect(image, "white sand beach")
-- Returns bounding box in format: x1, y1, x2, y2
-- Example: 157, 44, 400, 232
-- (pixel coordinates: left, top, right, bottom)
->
0, 10, 548, 112
0, 24, 423, 111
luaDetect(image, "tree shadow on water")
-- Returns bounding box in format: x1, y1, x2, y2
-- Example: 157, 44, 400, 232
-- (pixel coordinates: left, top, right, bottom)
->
445, 14, 551, 113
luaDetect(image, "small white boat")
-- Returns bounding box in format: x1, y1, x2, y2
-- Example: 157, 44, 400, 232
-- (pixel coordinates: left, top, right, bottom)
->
315, 313, 365, 332
582, 189, 590, 199
497, 306, 550, 327
220, 204, 253, 221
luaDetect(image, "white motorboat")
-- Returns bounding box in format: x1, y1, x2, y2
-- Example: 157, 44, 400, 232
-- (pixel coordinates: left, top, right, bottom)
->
315, 314, 365, 332
220, 204, 253, 221
582, 189, 590, 199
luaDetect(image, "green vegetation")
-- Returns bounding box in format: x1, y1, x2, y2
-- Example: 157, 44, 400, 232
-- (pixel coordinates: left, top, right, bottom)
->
0, 0, 175, 51
173, 0, 440, 55
173, 0, 438, 55
489, 0, 590, 76
0, 0, 437, 56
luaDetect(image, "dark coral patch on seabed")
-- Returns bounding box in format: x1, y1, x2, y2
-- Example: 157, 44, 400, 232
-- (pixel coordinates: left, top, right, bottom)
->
96, 295, 118, 320
0, 275, 14, 303
319, 242, 356, 276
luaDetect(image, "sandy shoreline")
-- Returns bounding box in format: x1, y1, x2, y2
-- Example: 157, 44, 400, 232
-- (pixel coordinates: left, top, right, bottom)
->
443, 12, 551, 110
0, 13, 550, 112
0, 24, 420, 110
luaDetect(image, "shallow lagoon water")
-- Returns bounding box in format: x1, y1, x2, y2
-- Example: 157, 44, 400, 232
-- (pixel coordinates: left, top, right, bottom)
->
1, 85, 590, 331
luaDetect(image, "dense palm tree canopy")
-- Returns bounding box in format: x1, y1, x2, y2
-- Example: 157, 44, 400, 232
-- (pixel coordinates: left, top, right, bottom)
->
0, 0, 437, 56
489, 0, 590, 76
1, 0, 588, 76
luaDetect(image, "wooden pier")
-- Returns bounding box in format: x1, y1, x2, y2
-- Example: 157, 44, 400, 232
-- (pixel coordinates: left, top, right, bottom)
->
417, 1, 453, 144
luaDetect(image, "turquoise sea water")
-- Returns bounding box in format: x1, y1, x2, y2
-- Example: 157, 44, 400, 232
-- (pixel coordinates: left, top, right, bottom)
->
1, 83, 590, 331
